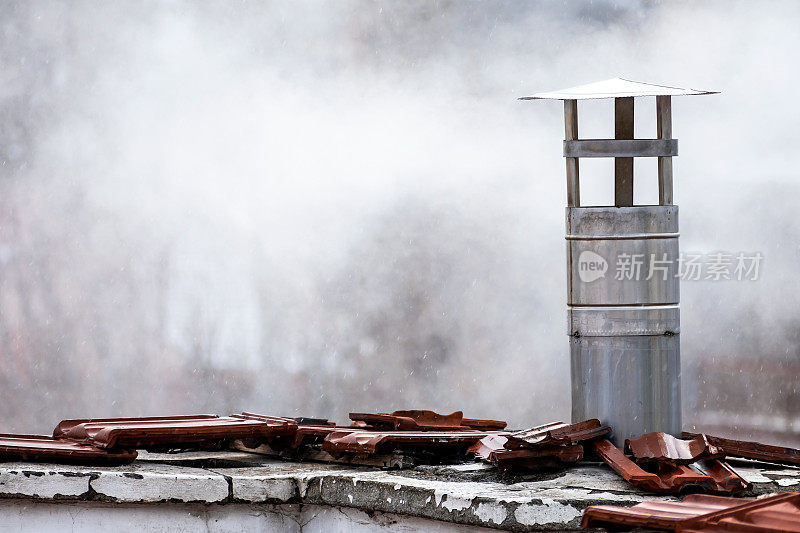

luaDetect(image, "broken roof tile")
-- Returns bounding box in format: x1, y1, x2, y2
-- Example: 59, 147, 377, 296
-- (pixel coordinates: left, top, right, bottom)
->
467, 434, 509, 462
505, 419, 610, 449
490, 445, 583, 471
626, 432, 724, 466
683, 432, 800, 466
469, 433, 584, 471
693, 459, 752, 494
592, 439, 749, 495
322, 429, 497, 455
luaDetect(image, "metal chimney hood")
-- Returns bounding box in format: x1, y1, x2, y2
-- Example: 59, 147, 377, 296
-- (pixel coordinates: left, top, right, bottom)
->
522, 78, 719, 445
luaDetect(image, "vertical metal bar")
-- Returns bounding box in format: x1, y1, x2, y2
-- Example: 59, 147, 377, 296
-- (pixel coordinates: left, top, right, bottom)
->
564, 99, 580, 207
614, 97, 634, 207
657, 96, 673, 205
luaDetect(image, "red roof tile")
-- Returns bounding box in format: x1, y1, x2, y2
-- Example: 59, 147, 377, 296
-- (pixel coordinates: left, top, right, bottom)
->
54, 414, 296, 450
583, 491, 800, 532
0, 434, 136, 465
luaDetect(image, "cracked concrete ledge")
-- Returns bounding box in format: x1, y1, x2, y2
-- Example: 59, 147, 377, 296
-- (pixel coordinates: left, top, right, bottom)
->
0, 454, 798, 531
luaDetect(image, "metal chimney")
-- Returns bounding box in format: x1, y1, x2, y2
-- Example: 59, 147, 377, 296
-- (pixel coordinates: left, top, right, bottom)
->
521, 78, 718, 445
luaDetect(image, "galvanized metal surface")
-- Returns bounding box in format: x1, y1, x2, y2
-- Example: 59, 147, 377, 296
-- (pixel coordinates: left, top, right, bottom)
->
567, 204, 681, 444
683, 432, 800, 466
626, 432, 723, 466
567, 204, 679, 236
520, 77, 719, 100
572, 335, 681, 444
564, 138, 678, 158
566, 205, 680, 306
582, 491, 800, 532
569, 305, 679, 336
0, 434, 137, 465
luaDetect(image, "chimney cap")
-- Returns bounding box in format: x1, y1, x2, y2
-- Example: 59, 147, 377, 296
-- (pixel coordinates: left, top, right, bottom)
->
519, 78, 719, 100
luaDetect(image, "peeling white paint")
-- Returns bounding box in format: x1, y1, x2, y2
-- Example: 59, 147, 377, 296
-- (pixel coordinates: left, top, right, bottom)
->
439, 494, 473, 513
776, 478, 800, 487
348, 494, 353, 503
545, 468, 638, 493
514, 499, 581, 526
577, 491, 653, 503
90, 465, 228, 503
437, 463, 494, 473
737, 469, 772, 484
764, 468, 800, 477
393, 484, 401, 490
473, 502, 507, 525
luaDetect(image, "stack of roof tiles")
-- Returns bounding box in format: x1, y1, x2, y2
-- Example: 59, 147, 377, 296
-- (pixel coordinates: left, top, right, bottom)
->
592, 432, 751, 494
0, 413, 298, 465
321, 410, 507, 457
467, 419, 610, 471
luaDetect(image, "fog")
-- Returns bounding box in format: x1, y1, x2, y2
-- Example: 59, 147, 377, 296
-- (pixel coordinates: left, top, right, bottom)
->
1, 1, 799, 441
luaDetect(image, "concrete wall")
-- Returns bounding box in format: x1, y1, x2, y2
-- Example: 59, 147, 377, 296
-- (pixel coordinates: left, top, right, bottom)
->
0, 501, 493, 533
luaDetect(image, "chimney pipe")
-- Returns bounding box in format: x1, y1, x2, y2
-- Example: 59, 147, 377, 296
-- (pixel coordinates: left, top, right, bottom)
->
521, 79, 718, 445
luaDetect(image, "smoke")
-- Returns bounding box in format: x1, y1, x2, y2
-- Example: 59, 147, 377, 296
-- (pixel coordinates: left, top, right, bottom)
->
1, 1, 799, 437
